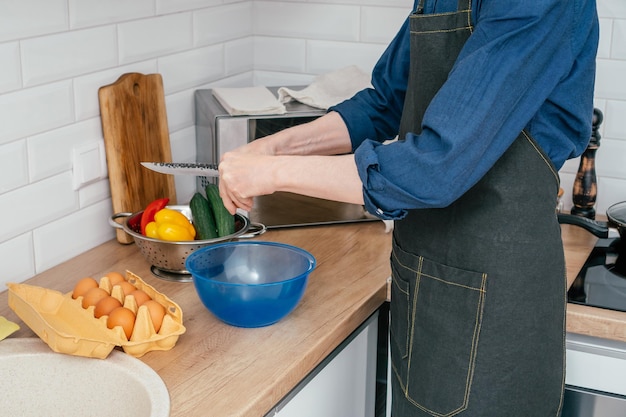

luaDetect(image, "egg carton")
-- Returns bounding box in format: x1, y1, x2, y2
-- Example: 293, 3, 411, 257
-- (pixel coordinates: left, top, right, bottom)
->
7, 271, 186, 359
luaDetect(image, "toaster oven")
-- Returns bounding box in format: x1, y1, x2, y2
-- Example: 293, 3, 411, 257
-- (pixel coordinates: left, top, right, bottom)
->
194, 87, 376, 228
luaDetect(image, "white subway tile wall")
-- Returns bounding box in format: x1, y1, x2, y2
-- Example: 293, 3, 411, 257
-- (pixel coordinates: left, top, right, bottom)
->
0, 0, 623, 285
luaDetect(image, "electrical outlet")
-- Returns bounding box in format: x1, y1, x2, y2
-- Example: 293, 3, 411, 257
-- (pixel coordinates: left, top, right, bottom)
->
72, 140, 107, 190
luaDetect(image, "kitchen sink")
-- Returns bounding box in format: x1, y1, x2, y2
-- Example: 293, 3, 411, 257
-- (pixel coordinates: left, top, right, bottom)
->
0, 338, 169, 417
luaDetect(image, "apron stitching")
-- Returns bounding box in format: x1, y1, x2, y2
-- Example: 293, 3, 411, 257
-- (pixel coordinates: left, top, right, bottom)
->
392, 274, 410, 296
465, 0, 473, 34
555, 256, 568, 416
390, 250, 413, 362
392, 250, 485, 292
463, 272, 488, 413
411, 26, 473, 35
413, 11, 471, 18
521, 130, 560, 187
405, 256, 423, 397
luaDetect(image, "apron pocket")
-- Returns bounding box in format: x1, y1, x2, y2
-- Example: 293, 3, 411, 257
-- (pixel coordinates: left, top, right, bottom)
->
390, 248, 487, 416
390, 261, 410, 359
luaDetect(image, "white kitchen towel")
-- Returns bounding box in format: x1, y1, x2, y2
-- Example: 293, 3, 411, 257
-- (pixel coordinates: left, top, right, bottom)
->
277, 66, 372, 110
211, 86, 286, 116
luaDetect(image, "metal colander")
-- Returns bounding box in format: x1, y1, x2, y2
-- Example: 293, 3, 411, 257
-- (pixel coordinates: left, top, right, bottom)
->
110, 205, 264, 278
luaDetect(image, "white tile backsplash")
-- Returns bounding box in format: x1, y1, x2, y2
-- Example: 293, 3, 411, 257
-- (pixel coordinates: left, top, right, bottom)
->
0, 173, 78, 243
597, 0, 626, 19
0, 0, 624, 283
194, 3, 253, 46
69, 0, 155, 28
224, 38, 255, 75
78, 179, 111, 209
595, 59, 626, 101
604, 99, 626, 139
361, 6, 411, 44
0, 42, 21, 94
118, 13, 194, 64
0, 140, 28, 194
306, 40, 387, 74
157, 0, 223, 15
0, 0, 68, 42
170, 126, 198, 203
27, 118, 103, 182
596, 139, 626, 179
21, 26, 118, 87
0, 234, 35, 287
33, 199, 114, 273
164, 88, 196, 133
0, 81, 74, 145
612, 18, 626, 59
253, 37, 307, 72
253, 2, 360, 41
158, 45, 225, 94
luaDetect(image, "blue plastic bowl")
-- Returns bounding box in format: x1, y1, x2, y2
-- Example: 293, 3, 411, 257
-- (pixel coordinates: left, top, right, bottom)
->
185, 241, 316, 328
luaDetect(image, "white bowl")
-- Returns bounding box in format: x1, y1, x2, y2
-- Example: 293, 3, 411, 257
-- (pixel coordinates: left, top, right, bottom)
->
0, 338, 169, 417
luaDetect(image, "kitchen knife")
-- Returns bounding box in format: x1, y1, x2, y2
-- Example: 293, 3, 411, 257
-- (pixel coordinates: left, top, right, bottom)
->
141, 162, 219, 176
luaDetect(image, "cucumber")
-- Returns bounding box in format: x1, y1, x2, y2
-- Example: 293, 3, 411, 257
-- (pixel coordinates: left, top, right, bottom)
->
205, 184, 235, 237
189, 192, 218, 239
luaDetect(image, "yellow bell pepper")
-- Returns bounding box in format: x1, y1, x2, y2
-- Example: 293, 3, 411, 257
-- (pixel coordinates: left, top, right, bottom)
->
145, 208, 196, 241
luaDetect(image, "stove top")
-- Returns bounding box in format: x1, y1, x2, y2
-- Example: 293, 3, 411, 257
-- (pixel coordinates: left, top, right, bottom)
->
567, 236, 626, 312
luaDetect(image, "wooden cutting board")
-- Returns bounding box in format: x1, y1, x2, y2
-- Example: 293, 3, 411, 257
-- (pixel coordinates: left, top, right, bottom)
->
99, 73, 177, 244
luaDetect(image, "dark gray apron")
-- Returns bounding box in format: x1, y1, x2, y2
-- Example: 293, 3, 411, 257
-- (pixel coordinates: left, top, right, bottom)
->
390, 0, 567, 415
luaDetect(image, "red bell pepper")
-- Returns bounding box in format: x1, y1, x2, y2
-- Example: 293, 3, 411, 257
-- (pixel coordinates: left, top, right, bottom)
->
140, 198, 169, 235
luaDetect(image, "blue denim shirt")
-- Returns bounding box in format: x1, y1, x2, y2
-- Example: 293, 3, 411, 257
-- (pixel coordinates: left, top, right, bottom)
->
331, 0, 599, 220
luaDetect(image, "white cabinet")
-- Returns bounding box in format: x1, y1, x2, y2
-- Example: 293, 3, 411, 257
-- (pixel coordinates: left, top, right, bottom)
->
268, 311, 379, 417
565, 332, 626, 396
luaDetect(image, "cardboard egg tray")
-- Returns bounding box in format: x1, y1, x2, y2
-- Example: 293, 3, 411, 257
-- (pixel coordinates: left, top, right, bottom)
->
7, 271, 186, 359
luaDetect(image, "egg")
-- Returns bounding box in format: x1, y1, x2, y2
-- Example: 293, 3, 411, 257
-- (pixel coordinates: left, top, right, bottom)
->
114, 281, 136, 297
104, 271, 125, 286
81, 287, 110, 309
71, 277, 99, 299
129, 289, 151, 306
94, 296, 123, 318
143, 300, 166, 333
107, 307, 136, 340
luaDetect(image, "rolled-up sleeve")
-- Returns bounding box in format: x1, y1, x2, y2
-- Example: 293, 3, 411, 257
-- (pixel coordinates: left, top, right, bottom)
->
354, 141, 407, 220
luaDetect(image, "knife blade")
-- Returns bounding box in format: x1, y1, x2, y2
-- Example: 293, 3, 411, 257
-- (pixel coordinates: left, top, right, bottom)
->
141, 162, 219, 176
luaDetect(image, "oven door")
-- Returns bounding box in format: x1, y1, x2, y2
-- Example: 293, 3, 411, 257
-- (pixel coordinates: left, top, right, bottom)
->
562, 385, 626, 416
562, 333, 626, 416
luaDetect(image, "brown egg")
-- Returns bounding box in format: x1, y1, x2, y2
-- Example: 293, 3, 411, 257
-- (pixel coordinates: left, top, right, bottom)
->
107, 307, 136, 340
114, 281, 136, 297
81, 287, 110, 309
143, 300, 166, 333
72, 277, 99, 299
129, 289, 151, 306
94, 296, 123, 318
104, 271, 125, 286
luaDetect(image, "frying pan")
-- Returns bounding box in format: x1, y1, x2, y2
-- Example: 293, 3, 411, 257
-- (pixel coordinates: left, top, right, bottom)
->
557, 201, 626, 240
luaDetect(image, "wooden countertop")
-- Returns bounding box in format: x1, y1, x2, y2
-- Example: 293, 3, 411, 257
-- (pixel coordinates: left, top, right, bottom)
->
0, 221, 624, 416
0, 222, 390, 417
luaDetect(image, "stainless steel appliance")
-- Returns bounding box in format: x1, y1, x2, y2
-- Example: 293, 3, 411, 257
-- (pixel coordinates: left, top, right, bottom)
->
194, 88, 376, 228
564, 230, 626, 415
